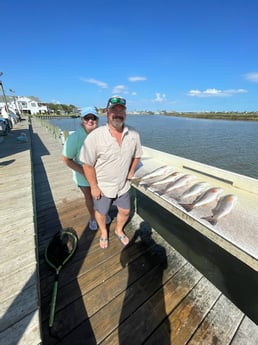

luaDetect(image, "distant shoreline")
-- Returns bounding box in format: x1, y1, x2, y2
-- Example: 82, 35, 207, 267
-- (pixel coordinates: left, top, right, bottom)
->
162, 112, 258, 121
128, 111, 258, 121
34, 111, 258, 121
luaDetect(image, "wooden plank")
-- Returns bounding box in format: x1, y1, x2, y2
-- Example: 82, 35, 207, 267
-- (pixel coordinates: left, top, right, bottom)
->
0, 250, 36, 278
0, 174, 32, 188
0, 311, 41, 345
187, 294, 243, 344
1, 223, 35, 245
143, 277, 220, 345
231, 316, 258, 345
0, 225, 36, 262
0, 284, 39, 332
0, 215, 34, 231
43, 230, 183, 316
41, 244, 162, 343
168, 278, 220, 345
0, 185, 33, 200
40, 231, 142, 302
110, 263, 202, 345
1, 265, 38, 302
0, 210, 34, 229
0, 121, 41, 345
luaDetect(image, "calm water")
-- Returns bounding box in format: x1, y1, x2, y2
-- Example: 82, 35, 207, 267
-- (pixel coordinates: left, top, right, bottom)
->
50, 115, 258, 179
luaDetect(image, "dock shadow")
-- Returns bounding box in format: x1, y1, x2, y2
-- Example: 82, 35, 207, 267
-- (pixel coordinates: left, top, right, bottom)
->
0, 159, 15, 166
118, 222, 170, 344
0, 127, 30, 161
30, 125, 97, 344
41, 225, 98, 344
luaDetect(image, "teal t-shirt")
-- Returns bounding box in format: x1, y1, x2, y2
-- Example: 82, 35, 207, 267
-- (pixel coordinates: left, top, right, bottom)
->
62, 126, 89, 187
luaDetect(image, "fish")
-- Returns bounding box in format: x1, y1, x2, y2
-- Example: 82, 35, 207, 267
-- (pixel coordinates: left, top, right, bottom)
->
179, 182, 209, 201
138, 166, 175, 187
138, 173, 173, 187
201, 194, 237, 225
150, 172, 184, 189
139, 165, 174, 181
157, 174, 196, 195
179, 187, 224, 212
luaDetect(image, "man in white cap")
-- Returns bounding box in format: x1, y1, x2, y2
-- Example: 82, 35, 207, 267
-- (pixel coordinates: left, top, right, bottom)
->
80, 97, 142, 248
62, 107, 101, 230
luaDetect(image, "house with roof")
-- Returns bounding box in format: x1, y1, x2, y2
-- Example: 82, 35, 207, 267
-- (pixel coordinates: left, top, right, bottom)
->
0, 95, 48, 115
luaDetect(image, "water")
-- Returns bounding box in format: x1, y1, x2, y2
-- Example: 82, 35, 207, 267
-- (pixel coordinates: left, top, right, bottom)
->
50, 115, 258, 179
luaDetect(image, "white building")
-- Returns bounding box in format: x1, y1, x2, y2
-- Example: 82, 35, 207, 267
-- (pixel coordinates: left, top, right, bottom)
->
0, 95, 48, 115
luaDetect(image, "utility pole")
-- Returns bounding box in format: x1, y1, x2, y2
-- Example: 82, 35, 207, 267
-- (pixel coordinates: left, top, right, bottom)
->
10, 88, 22, 120
0, 72, 10, 115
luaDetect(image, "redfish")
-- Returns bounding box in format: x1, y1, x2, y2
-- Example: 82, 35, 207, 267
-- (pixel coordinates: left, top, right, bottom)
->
179, 182, 209, 201
139, 165, 174, 181
157, 174, 196, 195
138, 166, 174, 186
150, 172, 184, 189
201, 194, 237, 225
179, 187, 224, 212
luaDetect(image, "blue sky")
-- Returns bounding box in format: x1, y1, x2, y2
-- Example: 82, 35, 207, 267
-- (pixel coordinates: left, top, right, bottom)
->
2, 0, 258, 112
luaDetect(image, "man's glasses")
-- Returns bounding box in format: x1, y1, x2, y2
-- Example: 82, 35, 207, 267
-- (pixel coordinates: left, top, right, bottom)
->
83, 115, 98, 121
107, 97, 126, 107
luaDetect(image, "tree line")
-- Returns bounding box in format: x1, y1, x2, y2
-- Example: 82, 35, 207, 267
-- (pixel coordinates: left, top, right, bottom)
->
47, 103, 79, 114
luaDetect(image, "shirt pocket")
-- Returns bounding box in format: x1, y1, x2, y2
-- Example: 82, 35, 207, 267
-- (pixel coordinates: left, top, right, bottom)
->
121, 137, 136, 157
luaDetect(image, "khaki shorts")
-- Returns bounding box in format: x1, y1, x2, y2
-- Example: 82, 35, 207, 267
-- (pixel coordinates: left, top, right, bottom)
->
93, 191, 131, 215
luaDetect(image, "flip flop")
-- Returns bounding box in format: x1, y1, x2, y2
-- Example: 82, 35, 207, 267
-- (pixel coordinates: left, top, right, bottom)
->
99, 237, 108, 249
115, 231, 129, 246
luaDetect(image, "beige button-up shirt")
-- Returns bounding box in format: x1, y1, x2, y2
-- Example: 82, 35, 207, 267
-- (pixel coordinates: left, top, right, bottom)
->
79, 124, 142, 198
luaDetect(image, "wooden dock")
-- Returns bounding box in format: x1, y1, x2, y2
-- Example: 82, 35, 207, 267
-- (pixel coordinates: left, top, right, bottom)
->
1, 118, 258, 344
0, 120, 41, 345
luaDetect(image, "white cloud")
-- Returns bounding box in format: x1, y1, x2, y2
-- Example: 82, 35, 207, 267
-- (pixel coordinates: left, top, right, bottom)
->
131, 92, 137, 96
153, 93, 167, 102
188, 88, 247, 97
80, 77, 108, 88
226, 89, 247, 94
128, 76, 147, 82
243, 72, 258, 82
112, 85, 128, 94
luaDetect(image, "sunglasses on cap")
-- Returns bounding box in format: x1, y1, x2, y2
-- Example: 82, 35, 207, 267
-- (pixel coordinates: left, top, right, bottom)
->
83, 115, 98, 121
107, 97, 126, 108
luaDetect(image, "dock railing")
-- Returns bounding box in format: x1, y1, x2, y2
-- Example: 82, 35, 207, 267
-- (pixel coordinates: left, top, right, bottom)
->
33, 117, 70, 145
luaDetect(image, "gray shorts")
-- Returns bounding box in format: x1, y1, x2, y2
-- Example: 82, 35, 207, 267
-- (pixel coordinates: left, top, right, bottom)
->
93, 191, 131, 215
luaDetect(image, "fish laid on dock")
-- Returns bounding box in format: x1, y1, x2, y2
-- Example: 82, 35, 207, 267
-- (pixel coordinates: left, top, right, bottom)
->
138, 173, 172, 187
156, 174, 196, 195
201, 194, 237, 225
138, 165, 174, 181
179, 181, 209, 201
137, 166, 175, 187
179, 187, 224, 212
149, 172, 184, 190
